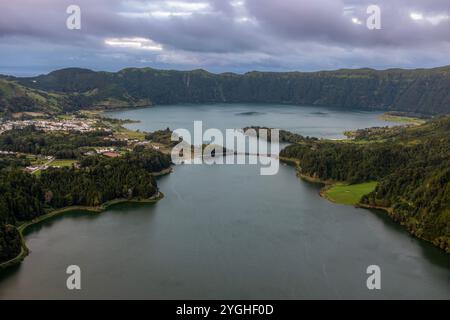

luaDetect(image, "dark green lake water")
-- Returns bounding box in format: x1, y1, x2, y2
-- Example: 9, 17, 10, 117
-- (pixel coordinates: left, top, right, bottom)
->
0, 104, 448, 299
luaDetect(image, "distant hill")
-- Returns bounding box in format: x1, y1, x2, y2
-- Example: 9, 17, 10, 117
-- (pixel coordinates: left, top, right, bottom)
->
1, 66, 449, 114
0, 79, 67, 114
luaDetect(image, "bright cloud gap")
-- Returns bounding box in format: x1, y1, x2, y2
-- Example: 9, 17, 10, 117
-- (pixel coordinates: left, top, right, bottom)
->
121, 0, 211, 19
104, 37, 163, 51
410, 12, 449, 25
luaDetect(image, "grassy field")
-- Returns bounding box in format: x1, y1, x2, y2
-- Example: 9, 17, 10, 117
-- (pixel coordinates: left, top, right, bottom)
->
114, 127, 146, 141
50, 159, 78, 167
12, 112, 46, 118
324, 182, 378, 205
379, 114, 425, 125
56, 114, 75, 120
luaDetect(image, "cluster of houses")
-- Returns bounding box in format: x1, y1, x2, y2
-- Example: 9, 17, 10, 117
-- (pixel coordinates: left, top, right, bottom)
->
0, 118, 103, 134
83, 147, 121, 158
0, 116, 167, 173
25, 156, 54, 173
95, 147, 121, 158
26, 164, 49, 173
88, 142, 158, 158
0, 150, 15, 155
116, 137, 151, 146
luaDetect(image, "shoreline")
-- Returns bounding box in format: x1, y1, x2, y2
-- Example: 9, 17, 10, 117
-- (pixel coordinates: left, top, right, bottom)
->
319, 185, 337, 204
356, 203, 449, 253
281, 156, 449, 254
90, 104, 154, 114
151, 167, 174, 177
378, 112, 427, 125
280, 156, 336, 186
0, 191, 165, 270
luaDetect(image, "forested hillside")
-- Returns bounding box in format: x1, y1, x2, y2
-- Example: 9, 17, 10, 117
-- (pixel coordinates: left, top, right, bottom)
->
0, 127, 126, 159
281, 116, 450, 252
0, 79, 69, 114
0, 147, 171, 264
1, 66, 449, 115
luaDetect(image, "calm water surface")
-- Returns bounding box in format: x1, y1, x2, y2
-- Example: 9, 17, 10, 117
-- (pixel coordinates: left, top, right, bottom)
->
107, 103, 392, 139
0, 104, 448, 299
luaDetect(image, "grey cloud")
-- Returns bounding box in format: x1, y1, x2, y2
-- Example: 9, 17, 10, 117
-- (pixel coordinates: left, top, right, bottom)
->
245, 0, 450, 47
0, 0, 449, 75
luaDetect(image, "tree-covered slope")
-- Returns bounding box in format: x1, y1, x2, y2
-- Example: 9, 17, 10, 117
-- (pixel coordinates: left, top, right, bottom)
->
5, 66, 450, 115
281, 116, 450, 252
0, 147, 172, 264
0, 79, 68, 114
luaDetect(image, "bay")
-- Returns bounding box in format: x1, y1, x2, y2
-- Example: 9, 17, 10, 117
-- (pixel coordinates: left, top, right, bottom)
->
0, 104, 448, 299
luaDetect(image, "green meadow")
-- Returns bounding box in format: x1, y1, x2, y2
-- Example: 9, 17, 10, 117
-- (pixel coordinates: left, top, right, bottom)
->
324, 182, 378, 205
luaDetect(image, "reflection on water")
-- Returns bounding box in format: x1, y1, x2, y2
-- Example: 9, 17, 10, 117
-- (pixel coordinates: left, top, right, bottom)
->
0, 104, 449, 299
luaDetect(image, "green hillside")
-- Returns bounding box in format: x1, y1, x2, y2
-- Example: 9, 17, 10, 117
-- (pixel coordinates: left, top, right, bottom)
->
0, 79, 66, 114
281, 116, 450, 252
1, 66, 448, 114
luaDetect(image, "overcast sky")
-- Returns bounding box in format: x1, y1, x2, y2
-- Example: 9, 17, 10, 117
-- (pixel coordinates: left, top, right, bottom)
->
1, 0, 449, 75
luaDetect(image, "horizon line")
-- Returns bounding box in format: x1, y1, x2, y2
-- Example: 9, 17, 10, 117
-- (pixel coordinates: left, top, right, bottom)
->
1, 64, 450, 78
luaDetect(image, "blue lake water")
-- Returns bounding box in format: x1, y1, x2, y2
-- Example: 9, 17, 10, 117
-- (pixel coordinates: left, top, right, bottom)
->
0, 104, 448, 299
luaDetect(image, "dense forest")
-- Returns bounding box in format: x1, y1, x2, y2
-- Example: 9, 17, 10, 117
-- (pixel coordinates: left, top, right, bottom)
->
145, 128, 179, 147
243, 126, 315, 143
281, 116, 450, 252
0, 127, 126, 159
1, 66, 449, 115
0, 78, 74, 114
0, 154, 30, 170
0, 147, 172, 264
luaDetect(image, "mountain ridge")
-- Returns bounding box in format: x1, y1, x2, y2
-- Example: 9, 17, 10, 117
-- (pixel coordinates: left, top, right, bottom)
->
0, 65, 449, 115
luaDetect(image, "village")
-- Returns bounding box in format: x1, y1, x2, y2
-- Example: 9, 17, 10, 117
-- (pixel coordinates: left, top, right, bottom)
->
0, 117, 103, 135
0, 115, 166, 175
